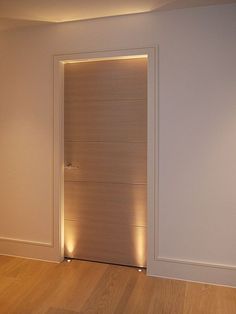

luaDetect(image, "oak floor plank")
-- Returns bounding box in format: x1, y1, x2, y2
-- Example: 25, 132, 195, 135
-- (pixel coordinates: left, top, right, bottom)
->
183, 282, 236, 314
46, 309, 79, 314
0, 256, 235, 314
148, 277, 186, 314
45, 261, 108, 313
79, 265, 134, 314
120, 271, 156, 314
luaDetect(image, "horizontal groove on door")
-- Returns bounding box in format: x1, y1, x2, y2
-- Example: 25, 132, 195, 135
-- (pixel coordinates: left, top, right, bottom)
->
64, 58, 147, 101
64, 57, 147, 266
64, 181, 146, 185
64, 181, 147, 226
64, 142, 147, 184
64, 219, 147, 267
65, 219, 145, 229
64, 99, 147, 142
65, 98, 146, 101
64, 140, 147, 144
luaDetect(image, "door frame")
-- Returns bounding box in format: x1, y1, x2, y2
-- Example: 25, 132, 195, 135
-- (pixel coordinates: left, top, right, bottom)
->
53, 47, 158, 272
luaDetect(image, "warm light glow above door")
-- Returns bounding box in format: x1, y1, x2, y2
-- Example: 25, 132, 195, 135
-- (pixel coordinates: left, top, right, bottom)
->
63, 55, 148, 65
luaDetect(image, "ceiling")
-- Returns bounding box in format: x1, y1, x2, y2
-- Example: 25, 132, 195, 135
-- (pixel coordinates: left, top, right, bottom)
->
0, 0, 235, 31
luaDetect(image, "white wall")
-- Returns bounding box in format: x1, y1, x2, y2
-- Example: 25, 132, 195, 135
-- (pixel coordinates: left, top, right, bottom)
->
0, 4, 236, 285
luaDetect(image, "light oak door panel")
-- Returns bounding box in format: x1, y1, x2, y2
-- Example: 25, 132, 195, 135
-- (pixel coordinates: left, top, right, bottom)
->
64, 142, 147, 184
64, 57, 147, 266
65, 181, 147, 226
64, 58, 147, 101
65, 100, 147, 142
65, 220, 147, 267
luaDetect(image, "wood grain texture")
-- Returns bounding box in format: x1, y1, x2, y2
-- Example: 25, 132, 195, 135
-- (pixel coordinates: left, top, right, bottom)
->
65, 100, 147, 143
183, 282, 236, 314
64, 219, 147, 267
47, 309, 78, 314
64, 181, 147, 226
64, 57, 147, 266
0, 256, 235, 314
64, 58, 147, 101
64, 141, 147, 184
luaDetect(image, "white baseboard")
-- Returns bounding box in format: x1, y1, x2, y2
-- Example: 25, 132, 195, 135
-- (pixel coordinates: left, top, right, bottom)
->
0, 238, 62, 263
1, 237, 235, 288
148, 258, 236, 288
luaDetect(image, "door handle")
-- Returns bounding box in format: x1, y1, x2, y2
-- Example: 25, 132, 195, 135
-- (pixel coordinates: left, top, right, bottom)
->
64, 162, 79, 170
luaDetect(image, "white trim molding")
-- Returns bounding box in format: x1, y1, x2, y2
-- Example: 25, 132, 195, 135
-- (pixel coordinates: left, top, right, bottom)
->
53, 47, 158, 272
148, 257, 236, 288
0, 236, 52, 247
141, 46, 236, 287
0, 237, 60, 262
157, 257, 236, 271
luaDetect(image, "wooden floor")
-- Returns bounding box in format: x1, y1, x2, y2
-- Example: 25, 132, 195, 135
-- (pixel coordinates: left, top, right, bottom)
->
0, 256, 235, 314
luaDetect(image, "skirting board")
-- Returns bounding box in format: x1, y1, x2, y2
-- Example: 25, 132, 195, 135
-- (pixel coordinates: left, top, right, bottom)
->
0, 238, 235, 287
0, 239, 61, 263
147, 258, 236, 288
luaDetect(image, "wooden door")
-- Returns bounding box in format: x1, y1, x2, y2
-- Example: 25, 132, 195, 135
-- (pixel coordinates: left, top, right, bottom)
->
64, 57, 147, 267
